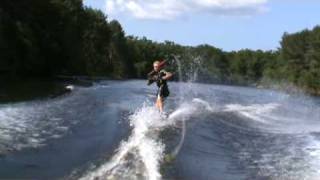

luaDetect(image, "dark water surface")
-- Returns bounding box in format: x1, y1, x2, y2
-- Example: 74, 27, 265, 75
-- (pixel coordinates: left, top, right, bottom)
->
1, 80, 320, 180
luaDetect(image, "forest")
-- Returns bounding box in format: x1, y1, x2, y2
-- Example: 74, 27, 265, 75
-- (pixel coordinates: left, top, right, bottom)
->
1, 0, 319, 95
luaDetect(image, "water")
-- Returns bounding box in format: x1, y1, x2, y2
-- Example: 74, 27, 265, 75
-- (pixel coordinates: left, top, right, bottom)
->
0, 80, 320, 180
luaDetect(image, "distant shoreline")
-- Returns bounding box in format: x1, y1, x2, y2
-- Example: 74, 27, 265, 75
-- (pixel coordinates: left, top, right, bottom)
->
2, 77, 319, 104
0, 77, 90, 104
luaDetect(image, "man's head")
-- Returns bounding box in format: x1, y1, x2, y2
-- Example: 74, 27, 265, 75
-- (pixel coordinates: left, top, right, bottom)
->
153, 61, 160, 72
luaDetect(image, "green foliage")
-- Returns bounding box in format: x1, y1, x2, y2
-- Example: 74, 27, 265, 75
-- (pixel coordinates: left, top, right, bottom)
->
0, 1, 319, 94
0, 0, 129, 78
264, 26, 320, 94
81, 7, 111, 76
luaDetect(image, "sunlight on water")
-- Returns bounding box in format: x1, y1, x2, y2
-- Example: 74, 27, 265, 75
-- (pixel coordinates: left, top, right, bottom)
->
1, 80, 320, 180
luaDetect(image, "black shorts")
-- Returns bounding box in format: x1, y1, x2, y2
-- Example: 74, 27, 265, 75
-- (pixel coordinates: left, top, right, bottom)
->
157, 85, 170, 99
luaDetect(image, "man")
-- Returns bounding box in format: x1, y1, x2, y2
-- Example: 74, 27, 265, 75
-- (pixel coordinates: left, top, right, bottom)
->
147, 60, 173, 112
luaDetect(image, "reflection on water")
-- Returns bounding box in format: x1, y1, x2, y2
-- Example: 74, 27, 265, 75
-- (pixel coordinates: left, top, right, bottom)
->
0, 79, 68, 103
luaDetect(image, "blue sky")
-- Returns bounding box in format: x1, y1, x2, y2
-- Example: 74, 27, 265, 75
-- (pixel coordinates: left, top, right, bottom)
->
84, 0, 320, 51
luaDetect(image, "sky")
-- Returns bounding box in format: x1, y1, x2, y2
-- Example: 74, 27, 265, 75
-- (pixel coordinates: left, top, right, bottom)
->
83, 0, 320, 51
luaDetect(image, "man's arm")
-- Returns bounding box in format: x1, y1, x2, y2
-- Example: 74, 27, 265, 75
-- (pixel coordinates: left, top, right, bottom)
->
147, 73, 159, 85
162, 71, 173, 80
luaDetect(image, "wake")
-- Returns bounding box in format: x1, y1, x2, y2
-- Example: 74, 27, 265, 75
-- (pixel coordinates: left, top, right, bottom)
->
79, 99, 213, 180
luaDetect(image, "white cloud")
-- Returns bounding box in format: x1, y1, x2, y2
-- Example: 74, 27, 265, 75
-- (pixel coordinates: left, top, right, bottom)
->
105, 0, 268, 20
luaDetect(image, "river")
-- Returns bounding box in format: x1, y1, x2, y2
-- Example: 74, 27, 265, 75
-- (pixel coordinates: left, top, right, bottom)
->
0, 80, 320, 180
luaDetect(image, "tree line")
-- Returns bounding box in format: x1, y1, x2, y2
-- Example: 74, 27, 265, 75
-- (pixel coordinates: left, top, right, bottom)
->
0, 0, 319, 95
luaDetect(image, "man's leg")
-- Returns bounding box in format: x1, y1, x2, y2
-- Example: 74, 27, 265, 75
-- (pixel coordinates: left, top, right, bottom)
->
156, 94, 163, 112
159, 97, 164, 112
156, 86, 164, 112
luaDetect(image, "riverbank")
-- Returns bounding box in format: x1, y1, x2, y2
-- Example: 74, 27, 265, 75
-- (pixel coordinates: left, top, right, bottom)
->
1, 76, 318, 104
0, 75, 130, 103
0, 78, 69, 103
0, 75, 101, 103
256, 78, 320, 97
